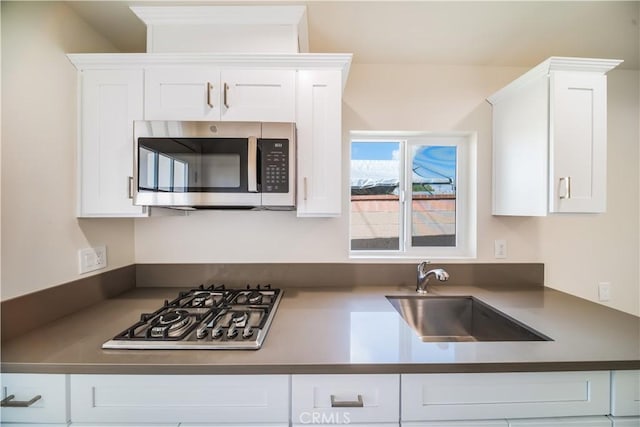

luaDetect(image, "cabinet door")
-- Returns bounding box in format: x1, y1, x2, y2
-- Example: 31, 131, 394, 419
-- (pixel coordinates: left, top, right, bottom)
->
611, 370, 640, 416
401, 371, 610, 421
507, 416, 612, 426
145, 68, 221, 121
220, 69, 295, 122
610, 417, 640, 426
69, 374, 288, 424
402, 421, 507, 426
296, 69, 343, 217
549, 71, 607, 213
291, 374, 399, 425
0, 373, 69, 424
79, 70, 147, 217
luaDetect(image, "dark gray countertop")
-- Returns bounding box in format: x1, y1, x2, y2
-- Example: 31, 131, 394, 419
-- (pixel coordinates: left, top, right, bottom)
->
2, 285, 639, 374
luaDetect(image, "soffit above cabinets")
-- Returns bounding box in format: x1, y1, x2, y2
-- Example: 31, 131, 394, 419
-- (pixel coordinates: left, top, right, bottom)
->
66, 1, 639, 69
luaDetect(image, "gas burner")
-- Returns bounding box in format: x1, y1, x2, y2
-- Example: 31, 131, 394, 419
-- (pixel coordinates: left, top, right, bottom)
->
149, 309, 193, 338
247, 290, 263, 304
104, 286, 282, 350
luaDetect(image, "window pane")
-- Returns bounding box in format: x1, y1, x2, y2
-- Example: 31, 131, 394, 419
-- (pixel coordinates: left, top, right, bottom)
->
158, 154, 173, 191
350, 142, 401, 250
411, 145, 456, 247
173, 159, 187, 191
139, 148, 156, 190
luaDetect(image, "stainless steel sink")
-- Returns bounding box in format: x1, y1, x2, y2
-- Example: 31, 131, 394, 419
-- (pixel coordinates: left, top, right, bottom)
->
386, 296, 551, 342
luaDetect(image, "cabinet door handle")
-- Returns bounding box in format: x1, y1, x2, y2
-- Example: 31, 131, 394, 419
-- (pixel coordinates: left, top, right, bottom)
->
128, 176, 134, 199
206, 82, 214, 108
223, 83, 230, 109
330, 394, 363, 408
303, 177, 308, 201
559, 176, 571, 199
1, 394, 42, 407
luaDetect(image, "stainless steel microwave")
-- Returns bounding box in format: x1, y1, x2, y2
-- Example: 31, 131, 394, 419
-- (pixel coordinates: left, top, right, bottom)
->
133, 121, 295, 209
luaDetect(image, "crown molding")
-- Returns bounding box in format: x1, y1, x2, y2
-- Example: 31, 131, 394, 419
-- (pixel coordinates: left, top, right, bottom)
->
67, 53, 353, 88
487, 57, 623, 105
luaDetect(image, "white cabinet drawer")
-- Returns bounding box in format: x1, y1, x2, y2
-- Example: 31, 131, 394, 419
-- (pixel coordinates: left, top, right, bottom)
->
292, 374, 399, 425
507, 416, 612, 426
0, 373, 69, 424
610, 417, 640, 426
70, 374, 288, 424
401, 371, 610, 421
403, 421, 508, 426
612, 371, 640, 416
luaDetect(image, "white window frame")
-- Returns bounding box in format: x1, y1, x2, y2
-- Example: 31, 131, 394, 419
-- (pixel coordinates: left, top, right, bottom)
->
349, 131, 477, 259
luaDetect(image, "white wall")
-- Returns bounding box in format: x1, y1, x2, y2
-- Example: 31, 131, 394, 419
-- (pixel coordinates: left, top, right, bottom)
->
134, 64, 640, 316
0, 2, 135, 301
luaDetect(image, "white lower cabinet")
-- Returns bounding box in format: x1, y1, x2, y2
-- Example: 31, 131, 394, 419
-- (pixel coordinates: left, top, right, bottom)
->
69, 375, 288, 426
611, 370, 640, 416
401, 371, 610, 421
610, 417, 640, 426
4, 370, 638, 426
291, 374, 399, 426
0, 374, 69, 425
507, 416, 612, 426
402, 421, 508, 426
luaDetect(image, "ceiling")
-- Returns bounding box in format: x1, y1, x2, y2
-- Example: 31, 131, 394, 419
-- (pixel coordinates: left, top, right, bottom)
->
66, 1, 640, 69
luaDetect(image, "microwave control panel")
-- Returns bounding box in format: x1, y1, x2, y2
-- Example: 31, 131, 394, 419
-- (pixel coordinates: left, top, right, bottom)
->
260, 139, 289, 193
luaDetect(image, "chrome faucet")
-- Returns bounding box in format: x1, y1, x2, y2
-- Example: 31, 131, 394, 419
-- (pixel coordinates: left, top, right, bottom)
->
416, 261, 449, 294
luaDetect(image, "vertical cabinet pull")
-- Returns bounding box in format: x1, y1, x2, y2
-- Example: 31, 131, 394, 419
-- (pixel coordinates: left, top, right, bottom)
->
223, 83, 230, 109
559, 176, 571, 199
206, 82, 214, 108
128, 176, 134, 199
1, 394, 42, 407
303, 177, 308, 201
330, 394, 364, 408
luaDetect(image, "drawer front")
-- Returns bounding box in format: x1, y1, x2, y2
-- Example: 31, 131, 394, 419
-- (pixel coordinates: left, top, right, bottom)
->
70, 375, 288, 424
0, 374, 69, 424
402, 421, 508, 426
507, 416, 612, 426
610, 417, 640, 427
292, 374, 399, 424
401, 371, 610, 421
612, 371, 640, 416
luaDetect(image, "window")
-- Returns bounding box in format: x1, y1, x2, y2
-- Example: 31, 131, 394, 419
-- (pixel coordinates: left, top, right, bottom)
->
139, 147, 189, 192
350, 132, 476, 258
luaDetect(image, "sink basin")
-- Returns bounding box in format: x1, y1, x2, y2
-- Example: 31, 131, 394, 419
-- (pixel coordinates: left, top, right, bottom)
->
386, 296, 551, 342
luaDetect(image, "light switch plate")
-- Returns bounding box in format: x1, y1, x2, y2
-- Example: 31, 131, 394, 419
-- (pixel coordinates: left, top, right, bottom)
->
78, 245, 107, 274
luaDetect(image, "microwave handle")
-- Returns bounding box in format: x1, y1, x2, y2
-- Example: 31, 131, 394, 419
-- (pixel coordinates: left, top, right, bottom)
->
248, 136, 258, 192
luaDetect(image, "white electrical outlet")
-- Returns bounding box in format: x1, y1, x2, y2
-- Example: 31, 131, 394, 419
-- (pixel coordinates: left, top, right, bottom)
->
78, 245, 107, 274
494, 240, 507, 259
598, 282, 611, 302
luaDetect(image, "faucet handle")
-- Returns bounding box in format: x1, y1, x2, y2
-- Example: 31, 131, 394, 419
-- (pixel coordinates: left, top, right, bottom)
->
417, 260, 431, 275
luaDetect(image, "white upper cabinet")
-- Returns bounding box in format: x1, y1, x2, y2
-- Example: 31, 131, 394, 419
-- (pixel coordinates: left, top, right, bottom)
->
144, 68, 295, 122
145, 67, 221, 121
75, 67, 147, 218
296, 69, 344, 217
487, 57, 622, 216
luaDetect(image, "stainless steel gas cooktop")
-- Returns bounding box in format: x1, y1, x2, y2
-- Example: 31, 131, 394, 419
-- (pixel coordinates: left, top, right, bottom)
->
103, 285, 282, 350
